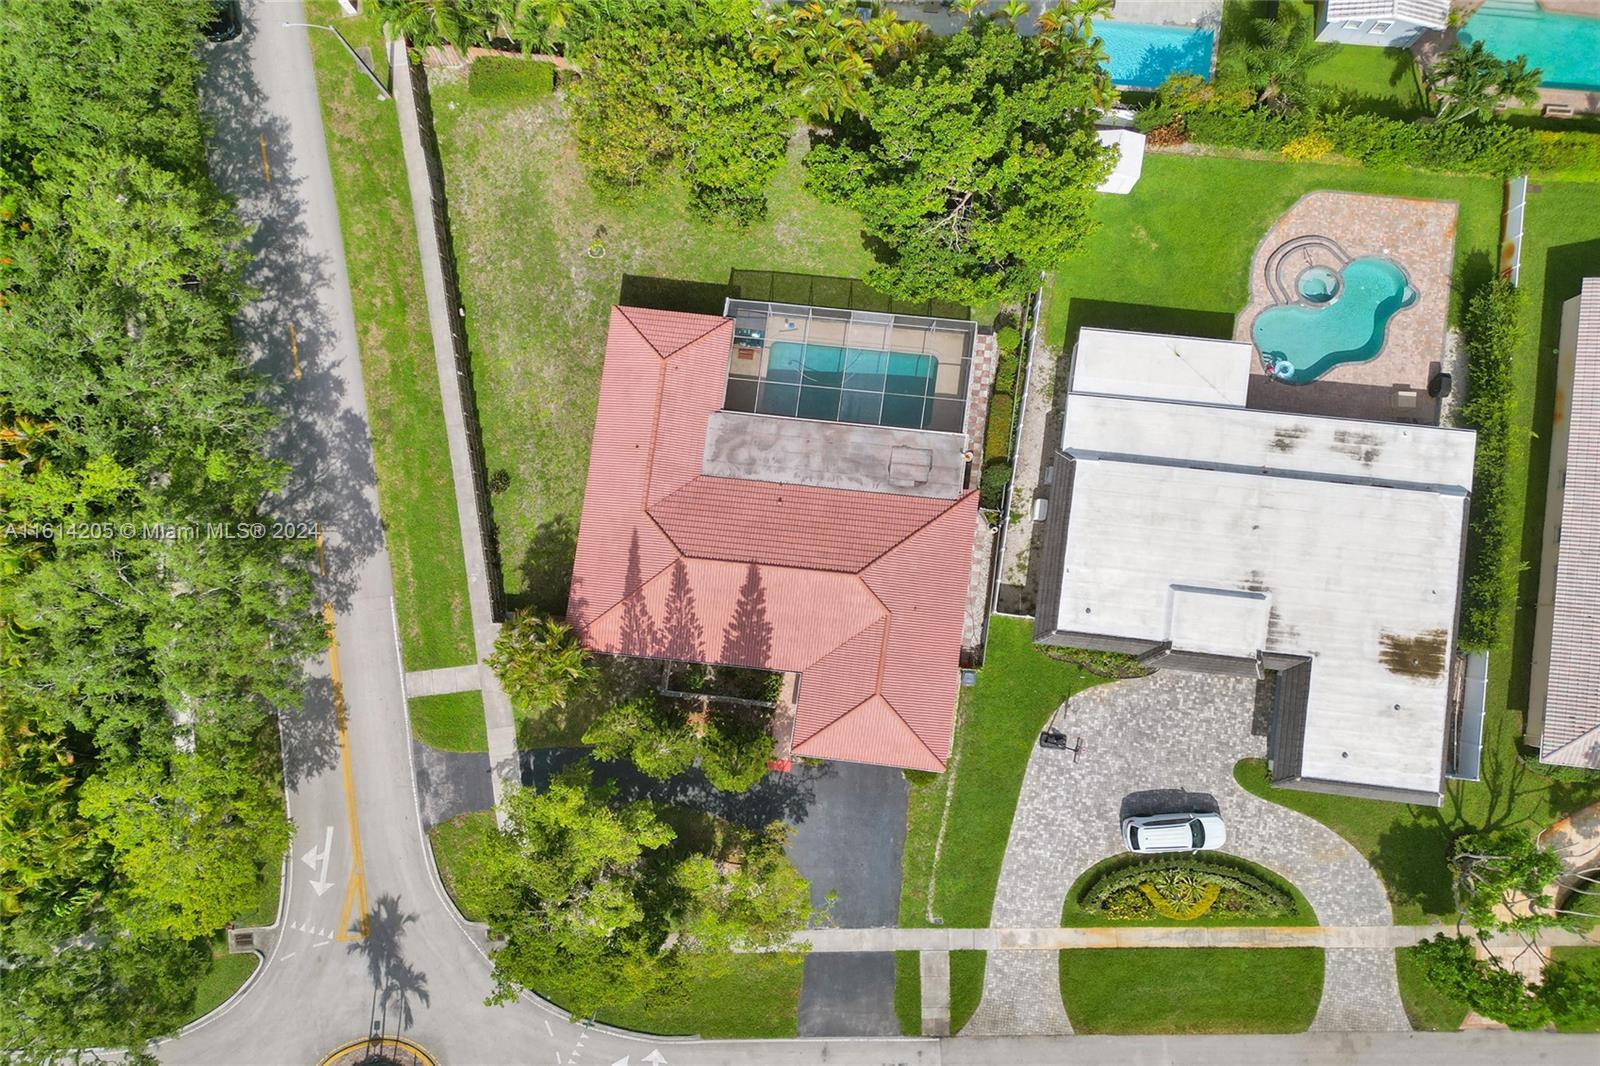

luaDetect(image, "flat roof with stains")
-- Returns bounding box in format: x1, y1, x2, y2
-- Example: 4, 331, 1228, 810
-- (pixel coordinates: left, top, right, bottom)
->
1052, 330, 1476, 796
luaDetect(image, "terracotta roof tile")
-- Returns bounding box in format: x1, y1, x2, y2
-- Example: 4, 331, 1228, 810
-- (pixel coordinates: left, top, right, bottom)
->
569, 306, 972, 772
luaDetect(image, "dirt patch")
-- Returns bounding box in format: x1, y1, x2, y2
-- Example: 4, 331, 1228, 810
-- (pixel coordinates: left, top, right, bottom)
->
1378, 629, 1448, 679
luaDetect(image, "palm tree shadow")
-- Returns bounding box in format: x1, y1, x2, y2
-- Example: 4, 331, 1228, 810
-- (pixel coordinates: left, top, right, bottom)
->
347, 895, 430, 1033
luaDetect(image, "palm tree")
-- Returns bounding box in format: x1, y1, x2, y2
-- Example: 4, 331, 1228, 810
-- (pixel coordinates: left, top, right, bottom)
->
1221, 4, 1333, 113
1429, 40, 1543, 123
952, 0, 986, 21
999, 0, 1031, 22
488, 613, 597, 712
376, 0, 496, 52
751, 2, 921, 122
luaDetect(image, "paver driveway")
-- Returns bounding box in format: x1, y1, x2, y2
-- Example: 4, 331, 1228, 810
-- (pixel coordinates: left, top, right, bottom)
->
963, 670, 1410, 1035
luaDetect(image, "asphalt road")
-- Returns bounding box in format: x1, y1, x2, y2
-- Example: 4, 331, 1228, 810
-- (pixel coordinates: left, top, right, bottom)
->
155, 5, 1600, 1065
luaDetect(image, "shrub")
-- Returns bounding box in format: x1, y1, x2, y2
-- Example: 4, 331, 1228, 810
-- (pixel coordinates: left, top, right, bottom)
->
1535, 130, 1600, 182
984, 396, 1015, 462
1080, 855, 1297, 921
995, 325, 1021, 355
979, 460, 1012, 510
1281, 131, 1333, 163
1456, 278, 1523, 650
468, 57, 556, 103
1175, 102, 1544, 177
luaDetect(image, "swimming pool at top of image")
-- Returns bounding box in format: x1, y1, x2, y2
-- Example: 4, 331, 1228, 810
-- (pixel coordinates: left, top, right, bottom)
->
1252, 257, 1417, 385
1461, 0, 1600, 92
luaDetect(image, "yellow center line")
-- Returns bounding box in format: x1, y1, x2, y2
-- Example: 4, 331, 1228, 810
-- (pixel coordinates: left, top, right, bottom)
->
259, 133, 272, 184
289, 322, 301, 380
324, 601, 369, 941
315, 522, 325, 577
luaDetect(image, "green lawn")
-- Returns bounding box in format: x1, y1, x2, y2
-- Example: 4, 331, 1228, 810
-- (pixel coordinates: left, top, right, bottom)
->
187, 944, 258, 1022
1230, 180, 1600, 926
894, 617, 1103, 1029
1060, 853, 1317, 928
1047, 153, 1502, 349
1552, 947, 1600, 1033
302, 1, 474, 670
1394, 945, 1469, 1031
429, 86, 875, 615
1059, 948, 1324, 1034
409, 691, 488, 753
428, 810, 802, 1035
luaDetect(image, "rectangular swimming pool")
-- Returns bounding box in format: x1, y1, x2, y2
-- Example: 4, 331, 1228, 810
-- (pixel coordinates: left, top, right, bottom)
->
1096, 21, 1216, 90
1463, 1, 1600, 92
758, 341, 938, 428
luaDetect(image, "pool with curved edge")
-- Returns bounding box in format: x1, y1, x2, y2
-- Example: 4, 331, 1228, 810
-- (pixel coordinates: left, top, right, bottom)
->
1252, 257, 1416, 385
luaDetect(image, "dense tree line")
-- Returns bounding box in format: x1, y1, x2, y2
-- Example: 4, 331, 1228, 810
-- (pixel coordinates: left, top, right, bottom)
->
1, 1, 324, 1058
380, 0, 1116, 303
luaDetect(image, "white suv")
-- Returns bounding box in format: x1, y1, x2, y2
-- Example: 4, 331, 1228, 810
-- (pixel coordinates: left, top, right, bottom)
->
1121, 812, 1226, 854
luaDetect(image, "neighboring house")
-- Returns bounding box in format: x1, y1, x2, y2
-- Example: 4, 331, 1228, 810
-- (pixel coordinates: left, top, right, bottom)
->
567, 303, 980, 772
1315, 0, 1451, 46
1034, 328, 1478, 805
1527, 277, 1600, 769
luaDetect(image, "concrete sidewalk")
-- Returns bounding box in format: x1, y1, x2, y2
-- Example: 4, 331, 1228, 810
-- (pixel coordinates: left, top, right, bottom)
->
787, 924, 1600, 952
390, 40, 519, 817
404, 664, 483, 697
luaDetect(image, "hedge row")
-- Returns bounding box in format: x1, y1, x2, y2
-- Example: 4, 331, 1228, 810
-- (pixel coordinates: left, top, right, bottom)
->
1456, 278, 1524, 650
1137, 82, 1600, 181
468, 56, 556, 102
1182, 108, 1545, 177
1081, 855, 1298, 918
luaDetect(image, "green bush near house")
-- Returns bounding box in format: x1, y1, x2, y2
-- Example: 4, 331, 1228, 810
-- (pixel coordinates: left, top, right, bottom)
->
468, 57, 556, 102
979, 460, 1011, 509
1457, 278, 1524, 651
983, 398, 1014, 463
1060, 948, 1324, 1034
1395, 945, 1470, 1031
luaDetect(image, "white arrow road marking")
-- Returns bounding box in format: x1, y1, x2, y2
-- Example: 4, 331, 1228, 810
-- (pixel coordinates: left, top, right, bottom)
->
643, 1052, 667, 1066
611, 1057, 630, 1066
299, 825, 334, 896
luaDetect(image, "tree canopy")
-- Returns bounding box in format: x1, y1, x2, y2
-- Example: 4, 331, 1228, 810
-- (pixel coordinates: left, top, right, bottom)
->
804, 19, 1113, 304
1, 0, 322, 1056
455, 763, 813, 1018
1429, 40, 1542, 125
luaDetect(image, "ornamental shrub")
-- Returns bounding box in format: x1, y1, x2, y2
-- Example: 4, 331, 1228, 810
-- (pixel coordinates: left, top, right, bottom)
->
1281, 131, 1333, 163
995, 325, 1022, 355
468, 57, 556, 102
1535, 130, 1600, 182
1457, 278, 1524, 650
984, 396, 1015, 462
979, 460, 1012, 510
1081, 855, 1297, 920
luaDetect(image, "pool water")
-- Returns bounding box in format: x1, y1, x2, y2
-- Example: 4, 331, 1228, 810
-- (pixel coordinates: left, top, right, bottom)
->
758, 340, 939, 428
1096, 21, 1216, 90
1252, 257, 1417, 385
1462, 0, 1600, 92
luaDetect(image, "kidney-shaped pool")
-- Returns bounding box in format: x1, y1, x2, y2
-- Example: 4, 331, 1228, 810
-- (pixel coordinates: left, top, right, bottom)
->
1252, 257, 1417, 385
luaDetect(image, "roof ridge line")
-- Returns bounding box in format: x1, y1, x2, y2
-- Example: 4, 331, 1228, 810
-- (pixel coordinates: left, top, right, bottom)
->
581, 554, 680, 636
617, 306, 729, 360
856, 489, 979, 573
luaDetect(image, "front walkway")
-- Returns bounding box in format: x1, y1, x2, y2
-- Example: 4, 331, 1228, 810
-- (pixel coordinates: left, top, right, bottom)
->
788, 925, 1600, 952
962, 671, 1410, 1036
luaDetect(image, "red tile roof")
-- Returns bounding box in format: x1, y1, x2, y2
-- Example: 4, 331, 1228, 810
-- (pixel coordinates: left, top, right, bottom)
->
568, 306, 977, 772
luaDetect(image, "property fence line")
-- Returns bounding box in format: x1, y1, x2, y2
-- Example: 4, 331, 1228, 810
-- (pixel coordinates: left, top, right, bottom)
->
404, 58, 507, 622
979, 278, 1048, 664
1502, 174, 1529, 285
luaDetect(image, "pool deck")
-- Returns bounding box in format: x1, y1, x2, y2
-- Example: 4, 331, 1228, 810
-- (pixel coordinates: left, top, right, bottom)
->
1236, 191, 1458, 426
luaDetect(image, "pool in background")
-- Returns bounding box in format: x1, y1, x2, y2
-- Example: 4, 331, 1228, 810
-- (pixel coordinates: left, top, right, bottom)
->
1096, 21, 1216, 90
1461, 0, 1600, 92
1252, 257, 1417, 385
758, 340, 939, 428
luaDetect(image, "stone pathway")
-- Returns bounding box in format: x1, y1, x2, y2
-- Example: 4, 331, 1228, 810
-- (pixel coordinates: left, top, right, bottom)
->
786, 925, 1600, 952
960, 671, 1410, 1036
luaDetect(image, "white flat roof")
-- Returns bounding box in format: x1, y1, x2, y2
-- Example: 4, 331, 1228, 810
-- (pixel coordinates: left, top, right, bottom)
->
1168, 586, 1272, 658
1058, 458, 1467, 793
1062, 393, 1478, 492
1070, 328, 1253, 407
1095, 128, 1145, 195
